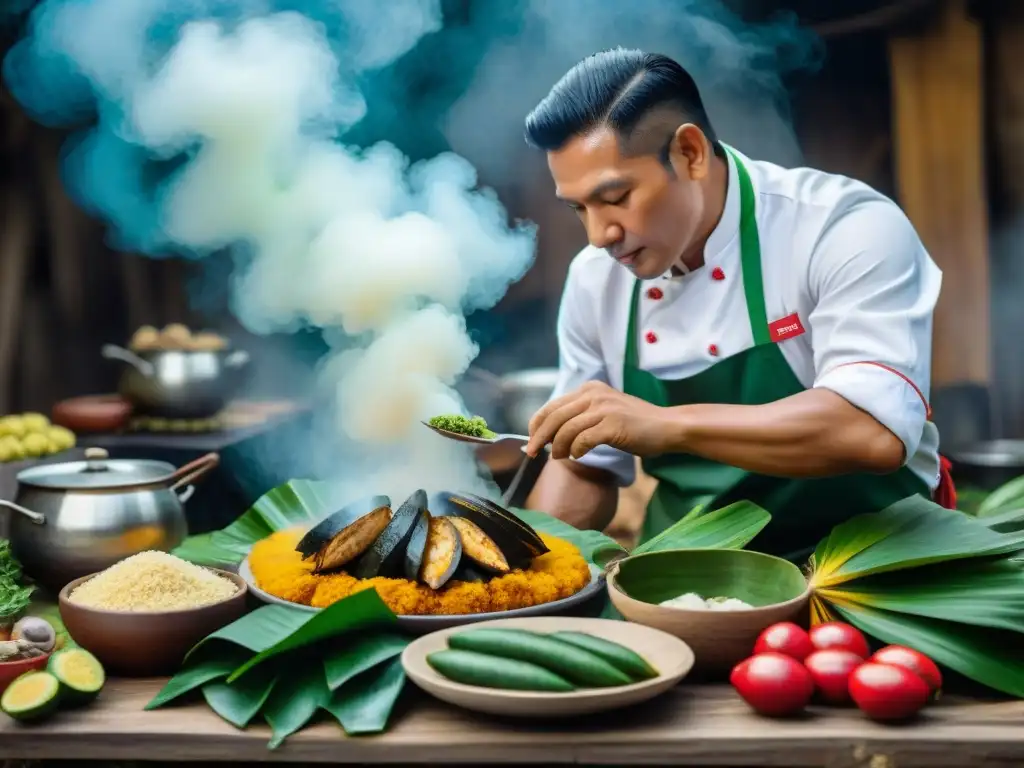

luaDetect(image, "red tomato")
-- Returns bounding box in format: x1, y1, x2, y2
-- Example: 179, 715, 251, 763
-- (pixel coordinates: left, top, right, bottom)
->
753, 622, 814, 661
803, 649, 863, 704
869, 646, 942, 692
808, 621, 870, 658
730, 652, 815, 717
849, 662, 931, 720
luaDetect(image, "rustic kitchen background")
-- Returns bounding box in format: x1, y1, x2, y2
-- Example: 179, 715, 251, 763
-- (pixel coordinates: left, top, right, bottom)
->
0, 0, 1017, 543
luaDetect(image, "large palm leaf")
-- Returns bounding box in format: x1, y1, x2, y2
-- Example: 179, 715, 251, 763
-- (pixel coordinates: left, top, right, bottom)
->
807, 495, 1024, 697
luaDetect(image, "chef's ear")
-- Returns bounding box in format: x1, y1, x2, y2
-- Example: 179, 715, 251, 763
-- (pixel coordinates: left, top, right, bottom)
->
669, 124, 712, 180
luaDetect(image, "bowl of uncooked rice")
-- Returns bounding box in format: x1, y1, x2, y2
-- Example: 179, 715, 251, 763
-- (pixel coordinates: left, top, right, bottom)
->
58, 551, 247, 676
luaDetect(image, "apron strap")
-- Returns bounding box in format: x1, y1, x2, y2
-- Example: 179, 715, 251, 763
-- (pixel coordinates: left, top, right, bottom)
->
724, 145, 772, 346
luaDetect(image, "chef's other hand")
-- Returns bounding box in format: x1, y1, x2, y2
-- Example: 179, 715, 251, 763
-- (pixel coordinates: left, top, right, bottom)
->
526, 381, 679, 460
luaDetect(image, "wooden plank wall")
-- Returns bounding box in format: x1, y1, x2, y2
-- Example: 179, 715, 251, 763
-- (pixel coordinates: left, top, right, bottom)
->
889, 0, 991, 388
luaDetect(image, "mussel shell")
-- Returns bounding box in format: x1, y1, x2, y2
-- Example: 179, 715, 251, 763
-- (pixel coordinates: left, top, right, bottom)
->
296, 494, 391, 557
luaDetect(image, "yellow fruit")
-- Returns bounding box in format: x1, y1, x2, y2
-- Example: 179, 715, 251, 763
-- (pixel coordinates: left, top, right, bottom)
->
45, 426, 75, 451
20, 433, 49, 458
0, 416, 26, 439
21, 413, 50, 433
2, 436, 25, 461
0, 443, 11, 463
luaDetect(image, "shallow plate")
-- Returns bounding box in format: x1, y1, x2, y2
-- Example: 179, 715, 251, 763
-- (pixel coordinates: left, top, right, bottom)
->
401, 616, 694, 718
239, 557, 605, 634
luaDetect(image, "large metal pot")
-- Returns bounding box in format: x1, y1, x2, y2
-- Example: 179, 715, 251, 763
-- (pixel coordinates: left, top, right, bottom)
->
495, 368, 560, 435
946, 440, 1024, 491
102, 344, 250, 419
0, 447, 219, 591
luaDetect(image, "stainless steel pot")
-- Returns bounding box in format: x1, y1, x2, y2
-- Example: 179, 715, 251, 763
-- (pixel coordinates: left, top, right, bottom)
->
102, 344, 250, 419
946, 440, 1024, 491
0, 447, 219, 591
495, 368, 560, 435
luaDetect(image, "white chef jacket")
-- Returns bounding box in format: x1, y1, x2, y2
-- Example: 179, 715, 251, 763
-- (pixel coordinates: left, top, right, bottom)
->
551, 147, 943, 490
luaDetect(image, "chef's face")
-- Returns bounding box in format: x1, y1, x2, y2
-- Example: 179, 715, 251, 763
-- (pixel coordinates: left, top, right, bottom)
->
548, 123, 715, 280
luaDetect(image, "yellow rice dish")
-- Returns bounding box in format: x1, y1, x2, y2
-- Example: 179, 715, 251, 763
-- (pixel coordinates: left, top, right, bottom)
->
249, 529, 592, 615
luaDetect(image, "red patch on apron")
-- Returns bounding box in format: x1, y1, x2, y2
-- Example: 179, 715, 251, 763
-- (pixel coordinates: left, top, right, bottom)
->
768, 313, 806, 343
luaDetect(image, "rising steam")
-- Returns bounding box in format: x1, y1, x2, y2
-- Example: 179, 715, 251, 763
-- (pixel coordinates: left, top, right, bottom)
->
5, 0, 536, 503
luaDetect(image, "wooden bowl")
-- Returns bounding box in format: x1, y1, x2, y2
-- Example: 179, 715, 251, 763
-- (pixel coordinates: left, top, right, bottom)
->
607, 548, 811, 675
58, 569, 247, 677
402, 616, 694, 718
51, 395, 132, 433
0, 653, 51, 694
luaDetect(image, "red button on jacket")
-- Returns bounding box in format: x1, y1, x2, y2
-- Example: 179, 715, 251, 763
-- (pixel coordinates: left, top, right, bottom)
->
708, 344, 719, 356
647, 287, 664, 300
711, 267, 726, 281
645, 331, 658, 344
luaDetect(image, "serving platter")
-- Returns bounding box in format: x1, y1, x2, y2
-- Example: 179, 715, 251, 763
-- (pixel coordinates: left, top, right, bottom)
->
238, 557, 606, 634
401, 616, 694, 717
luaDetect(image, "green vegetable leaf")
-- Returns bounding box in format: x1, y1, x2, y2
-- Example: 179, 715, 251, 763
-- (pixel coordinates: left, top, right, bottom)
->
262, 659, 331, 749
146, 645, 252, 709
323, 631, 409, 691
202, 663, 277, 728
226, 589, 396, 682
187, 605, 312, 660
324, 657, 406, 735
633, 500, 770, 555
511, 508, 620, 566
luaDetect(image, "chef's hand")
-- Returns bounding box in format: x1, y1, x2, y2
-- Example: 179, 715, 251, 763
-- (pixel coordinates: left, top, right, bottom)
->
525, 381, 681, 460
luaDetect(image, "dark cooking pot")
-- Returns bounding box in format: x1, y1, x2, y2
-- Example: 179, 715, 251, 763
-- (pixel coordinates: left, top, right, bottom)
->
946, 440, 1024, 491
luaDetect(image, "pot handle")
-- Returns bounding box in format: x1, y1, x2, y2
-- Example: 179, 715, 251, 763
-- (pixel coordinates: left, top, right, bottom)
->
169, 452, 220, 492
101, 344, 155, 377
0, 499, 45, 525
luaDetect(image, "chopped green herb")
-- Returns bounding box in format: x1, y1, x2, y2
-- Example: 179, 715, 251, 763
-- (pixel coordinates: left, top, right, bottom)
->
428, 415, 496, 438
0, 540, 32, 622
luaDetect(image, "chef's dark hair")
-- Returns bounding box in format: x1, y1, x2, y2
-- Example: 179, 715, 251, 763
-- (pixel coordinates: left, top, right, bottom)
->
524, 48, 723, 165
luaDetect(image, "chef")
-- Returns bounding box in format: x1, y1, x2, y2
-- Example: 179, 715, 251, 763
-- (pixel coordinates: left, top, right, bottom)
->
521, 48, 954, 561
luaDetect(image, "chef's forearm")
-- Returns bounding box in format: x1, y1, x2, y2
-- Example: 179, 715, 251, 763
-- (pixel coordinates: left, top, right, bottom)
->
525, 459, 618, 532
666, 388, 905, 477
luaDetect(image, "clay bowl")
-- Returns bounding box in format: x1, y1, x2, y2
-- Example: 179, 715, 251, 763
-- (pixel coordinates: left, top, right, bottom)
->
51, 394, 132, 433
607, 548, 811, 676
0, 653, 51, 694
58, 569, 247, 677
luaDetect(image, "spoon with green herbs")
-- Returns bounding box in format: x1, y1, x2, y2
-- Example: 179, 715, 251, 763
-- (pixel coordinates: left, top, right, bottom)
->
423, 415, 529, 446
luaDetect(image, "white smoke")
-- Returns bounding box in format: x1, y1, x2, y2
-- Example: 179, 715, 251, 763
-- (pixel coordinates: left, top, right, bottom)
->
16, 0, 536, 504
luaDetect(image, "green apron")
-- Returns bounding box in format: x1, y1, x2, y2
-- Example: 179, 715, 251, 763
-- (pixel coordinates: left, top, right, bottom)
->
625, 147, 929, 563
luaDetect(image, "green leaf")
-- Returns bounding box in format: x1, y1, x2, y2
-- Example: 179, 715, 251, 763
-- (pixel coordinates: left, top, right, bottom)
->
633, 501, 771, 555
813, 496, 1024, 586
146, 645, 252, 709
831, 602, 1024, 698
173, 479, 335, 566
825, 557, 1024, 633
227, 589, 396, 682
978, 476, 1024, 518
202, 663, 278, 728
323, 631, 409, 691
324, 657, 406, 735
262, 659, 331, 749
511, 508, 621, 565
187, 605, 313, 660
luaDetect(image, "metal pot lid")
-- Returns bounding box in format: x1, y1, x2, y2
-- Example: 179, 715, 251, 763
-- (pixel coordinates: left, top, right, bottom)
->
16, 447, 177, 490
947, 440, 1024, 467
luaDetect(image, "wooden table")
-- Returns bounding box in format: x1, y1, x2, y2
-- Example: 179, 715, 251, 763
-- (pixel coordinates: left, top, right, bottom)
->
1, 678, 1023, 766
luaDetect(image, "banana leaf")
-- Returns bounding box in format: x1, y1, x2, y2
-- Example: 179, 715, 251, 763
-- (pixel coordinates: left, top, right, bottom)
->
148, 589, 411, 745
172, 479, 335, 567
808, 494, 1024, 697
977, 475, 1024, 518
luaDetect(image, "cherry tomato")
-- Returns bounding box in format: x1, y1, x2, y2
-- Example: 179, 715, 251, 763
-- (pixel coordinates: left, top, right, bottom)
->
753, 622, 814, 661
730, 652, 815, 717
868, 645, 942, 693
808, 621, 870, 658
849, 662, 931, 720
803, 649, 863, 704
